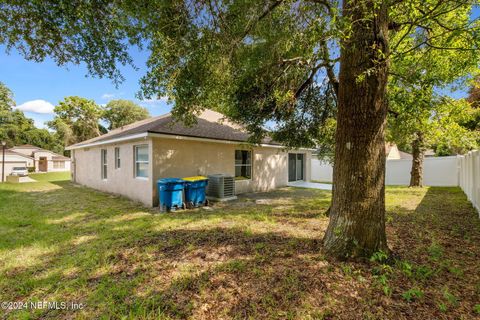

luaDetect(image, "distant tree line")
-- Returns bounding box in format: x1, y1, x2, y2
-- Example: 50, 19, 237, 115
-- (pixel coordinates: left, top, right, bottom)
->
0, 82, 150, 155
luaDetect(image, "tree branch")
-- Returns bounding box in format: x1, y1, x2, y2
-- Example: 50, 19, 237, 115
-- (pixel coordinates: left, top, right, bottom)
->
319, 40, 339, 97
294, 64, 323, 99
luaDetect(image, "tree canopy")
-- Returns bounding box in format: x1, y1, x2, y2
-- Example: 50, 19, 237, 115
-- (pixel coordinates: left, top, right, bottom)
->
47, 96, 103, 147
102, 99, 150, 130
2, 1, 478, 148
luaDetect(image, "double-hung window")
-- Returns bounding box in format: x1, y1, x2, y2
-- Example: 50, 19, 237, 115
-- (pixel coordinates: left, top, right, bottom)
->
101, 149, 107, 180
235, 150, 252, 179
53, 161, 65, 169
135, 145, 149, 178
115, 147, 120, 169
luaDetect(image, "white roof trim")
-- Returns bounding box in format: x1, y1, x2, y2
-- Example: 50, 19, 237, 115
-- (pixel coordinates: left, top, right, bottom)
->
5, 152, 34, 160
65, 133, 149, 150
66, 131, 314, 152
147, 132, 314, 151
147, 132, 286, 148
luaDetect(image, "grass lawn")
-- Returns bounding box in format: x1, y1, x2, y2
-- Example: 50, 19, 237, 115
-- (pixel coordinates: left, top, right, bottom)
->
1, 173, 480, 319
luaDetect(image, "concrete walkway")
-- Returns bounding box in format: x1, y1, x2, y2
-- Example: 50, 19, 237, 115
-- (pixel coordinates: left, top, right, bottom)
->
287, 181, 332, 190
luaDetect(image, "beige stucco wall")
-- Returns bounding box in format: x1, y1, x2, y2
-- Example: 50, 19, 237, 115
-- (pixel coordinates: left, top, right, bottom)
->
71, 135, 311, 207
151, 137, 312, 205
72, 138, 153, 206
151, 137, 236, 206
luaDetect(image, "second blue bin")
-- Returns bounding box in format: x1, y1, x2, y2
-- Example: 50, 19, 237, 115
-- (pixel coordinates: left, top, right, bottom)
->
183, 176, 209, 208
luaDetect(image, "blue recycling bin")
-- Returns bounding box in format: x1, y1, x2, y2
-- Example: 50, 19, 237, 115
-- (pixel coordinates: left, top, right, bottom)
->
183, 176, 209, 208
157, 178, 185, 212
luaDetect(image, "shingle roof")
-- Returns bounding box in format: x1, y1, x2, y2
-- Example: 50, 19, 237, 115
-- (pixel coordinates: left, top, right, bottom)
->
5, 149, 34, 159
10, 145, 67, 159
68, 112, 279, 149
11, 144, 38, 149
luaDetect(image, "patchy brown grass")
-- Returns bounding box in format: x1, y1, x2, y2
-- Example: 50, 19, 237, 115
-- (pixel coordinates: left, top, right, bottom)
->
0, 174, 479, 319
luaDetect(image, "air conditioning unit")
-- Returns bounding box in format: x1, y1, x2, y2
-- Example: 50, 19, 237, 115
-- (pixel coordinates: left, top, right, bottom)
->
206, 174, 237, 201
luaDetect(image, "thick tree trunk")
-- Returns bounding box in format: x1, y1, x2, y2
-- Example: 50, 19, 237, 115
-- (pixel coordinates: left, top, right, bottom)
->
323, 0, 390, 258
409, 132, 425, 187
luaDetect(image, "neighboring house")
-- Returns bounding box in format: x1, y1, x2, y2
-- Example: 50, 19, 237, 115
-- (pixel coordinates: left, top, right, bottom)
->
385, 143, 412, 160
0, 149, 35, 178
8, 145, 71, 172
66, 110, 313, 207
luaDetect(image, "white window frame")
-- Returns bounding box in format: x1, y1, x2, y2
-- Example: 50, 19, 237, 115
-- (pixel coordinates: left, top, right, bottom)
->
114, 147, 120, 169
101, 149, 107, 180
134, 144, 149, 179
53, 161, 65, 169
235, 150, 252, 180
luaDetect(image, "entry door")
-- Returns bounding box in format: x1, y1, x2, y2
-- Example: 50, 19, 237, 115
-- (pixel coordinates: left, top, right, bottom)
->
39, 157, 48, 172
288, 153, 304, 182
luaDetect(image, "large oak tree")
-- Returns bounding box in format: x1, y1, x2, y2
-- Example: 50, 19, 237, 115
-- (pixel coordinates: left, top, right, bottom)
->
1, 0, 479, 258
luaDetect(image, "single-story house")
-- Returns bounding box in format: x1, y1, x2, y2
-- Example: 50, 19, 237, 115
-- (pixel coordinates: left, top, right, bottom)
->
66, 110, 313, 207
385, 143, 412, 160
8, 145, 71, 172
0, 149, 35, 179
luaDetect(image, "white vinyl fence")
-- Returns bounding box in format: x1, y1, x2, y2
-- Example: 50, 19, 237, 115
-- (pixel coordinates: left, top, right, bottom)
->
386, 156, 459, 186
312, 156, 460, 186
312, 152, 480, 215
459, 150, 480, 214
311, 158, 334, 182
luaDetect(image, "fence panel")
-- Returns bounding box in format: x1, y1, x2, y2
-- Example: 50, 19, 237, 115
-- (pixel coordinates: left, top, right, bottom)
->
311, 152, 479, 215
459, 150, 480, 215
311, 158, 333, 182
312, 156, 459, 186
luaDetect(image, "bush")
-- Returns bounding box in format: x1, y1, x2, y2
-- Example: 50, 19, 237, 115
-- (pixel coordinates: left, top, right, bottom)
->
27, 167, 35, 173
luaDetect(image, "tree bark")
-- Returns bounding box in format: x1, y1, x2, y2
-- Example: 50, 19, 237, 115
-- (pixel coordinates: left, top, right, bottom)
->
409, 132, 425, 187
323, 0, 390, 258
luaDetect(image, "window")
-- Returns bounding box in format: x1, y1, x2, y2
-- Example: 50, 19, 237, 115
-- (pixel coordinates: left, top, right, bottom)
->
53, 161, 65, 169
235, 150, 252, 179
135, 145, 149, 178
101, 149, 107, 180
115, 147, 120, 169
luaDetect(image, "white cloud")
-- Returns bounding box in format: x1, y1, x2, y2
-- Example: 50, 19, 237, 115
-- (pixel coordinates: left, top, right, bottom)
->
101, 93, 115, 99
15, 99, 55, 114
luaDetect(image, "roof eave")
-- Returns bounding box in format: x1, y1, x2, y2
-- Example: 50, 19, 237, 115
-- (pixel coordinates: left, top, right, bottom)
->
65, 132, 149, 150
66, 131, 315, 151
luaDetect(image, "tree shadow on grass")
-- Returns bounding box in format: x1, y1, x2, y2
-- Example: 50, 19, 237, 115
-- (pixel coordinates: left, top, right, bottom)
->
1, 181, 343, 319
10, 183, 480, 319
386, 187, 480, 319
3, 225, 343, 319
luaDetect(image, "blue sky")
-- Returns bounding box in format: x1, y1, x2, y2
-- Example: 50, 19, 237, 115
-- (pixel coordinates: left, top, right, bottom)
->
0, 45, 172, 128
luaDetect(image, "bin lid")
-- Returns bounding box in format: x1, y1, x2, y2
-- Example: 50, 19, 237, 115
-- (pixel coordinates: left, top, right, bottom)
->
157, 178, 185, 184
182, 176, 208, 181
